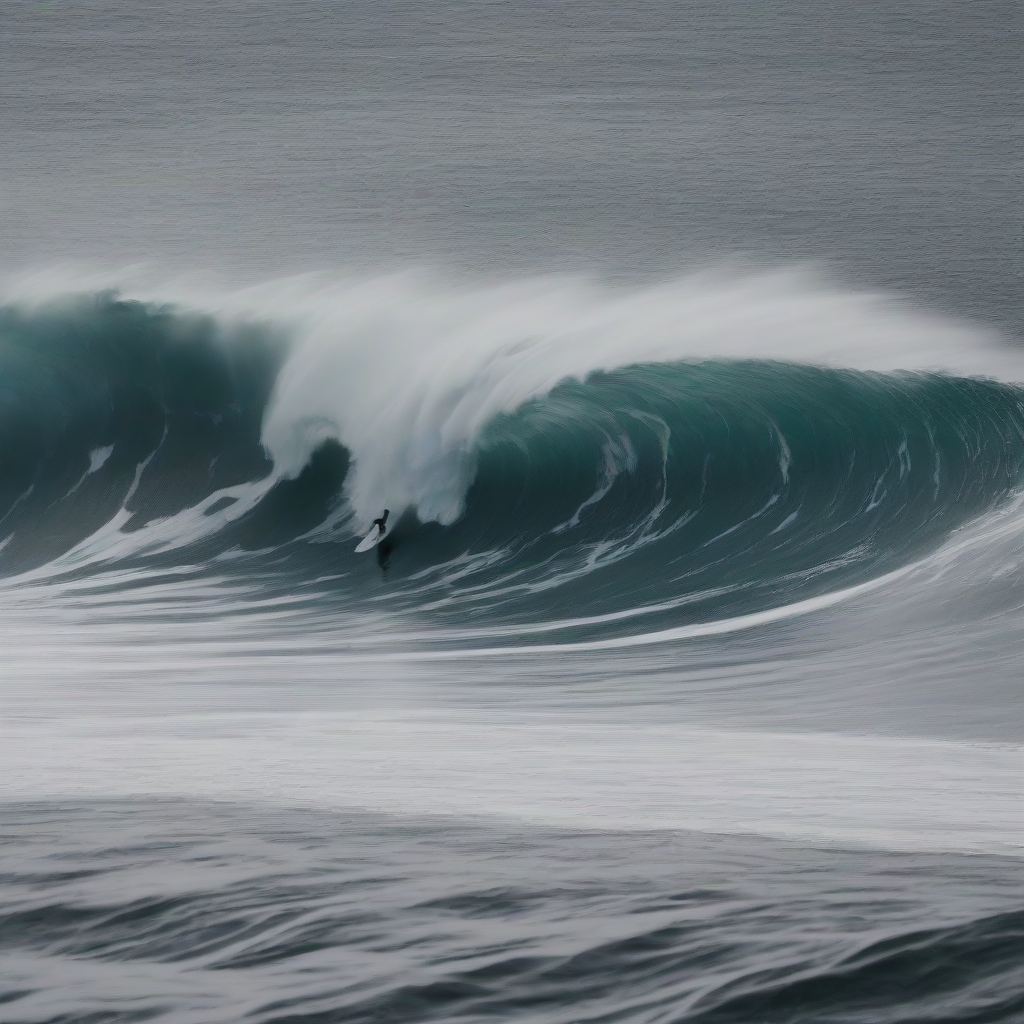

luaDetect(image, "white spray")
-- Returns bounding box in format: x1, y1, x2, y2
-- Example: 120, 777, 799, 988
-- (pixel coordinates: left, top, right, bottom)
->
7, 266, 1022, 530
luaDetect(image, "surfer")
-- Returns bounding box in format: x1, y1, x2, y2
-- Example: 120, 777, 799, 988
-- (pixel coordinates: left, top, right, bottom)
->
373, 510, 392, 572
354, 509, 391, 554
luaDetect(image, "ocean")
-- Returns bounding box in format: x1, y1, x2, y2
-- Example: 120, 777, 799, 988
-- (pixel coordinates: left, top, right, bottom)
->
1, 1, 1022, 1021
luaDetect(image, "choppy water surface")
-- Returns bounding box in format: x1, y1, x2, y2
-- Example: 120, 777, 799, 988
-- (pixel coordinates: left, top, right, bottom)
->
3, 802, 1024, 1024
1, 1, 1022, 1021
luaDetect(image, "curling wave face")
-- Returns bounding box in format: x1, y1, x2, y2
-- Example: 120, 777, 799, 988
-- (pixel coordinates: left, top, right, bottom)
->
2, 276, 1024, 644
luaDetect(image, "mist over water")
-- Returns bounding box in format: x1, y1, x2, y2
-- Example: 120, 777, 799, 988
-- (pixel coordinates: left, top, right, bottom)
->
1, 2, 1023, 1022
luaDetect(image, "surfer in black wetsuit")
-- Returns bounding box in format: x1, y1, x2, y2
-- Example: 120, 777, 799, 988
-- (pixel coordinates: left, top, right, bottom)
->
374, 510, 392, 572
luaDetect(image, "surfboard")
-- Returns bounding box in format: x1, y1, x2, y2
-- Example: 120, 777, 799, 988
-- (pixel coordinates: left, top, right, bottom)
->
355, 526, 386, 553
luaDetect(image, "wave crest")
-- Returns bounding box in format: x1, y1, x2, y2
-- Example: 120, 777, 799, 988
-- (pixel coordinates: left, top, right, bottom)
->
1, 283, 1023, 635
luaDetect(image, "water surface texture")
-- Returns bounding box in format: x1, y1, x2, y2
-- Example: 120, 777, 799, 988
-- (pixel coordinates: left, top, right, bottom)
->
1, 2, 1023, 1021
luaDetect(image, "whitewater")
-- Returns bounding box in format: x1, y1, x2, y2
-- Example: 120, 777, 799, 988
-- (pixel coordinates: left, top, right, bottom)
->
2, 1, 1023, 1021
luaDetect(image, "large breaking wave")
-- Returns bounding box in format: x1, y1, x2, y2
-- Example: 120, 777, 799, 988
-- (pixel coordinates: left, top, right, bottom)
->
3, 271, 1024, 641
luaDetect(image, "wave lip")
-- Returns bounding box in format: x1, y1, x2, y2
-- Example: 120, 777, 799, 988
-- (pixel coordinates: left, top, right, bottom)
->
1, 275, 1023, 637
250, 268, 1022, 527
